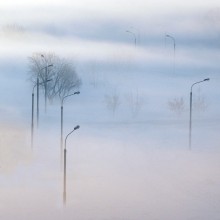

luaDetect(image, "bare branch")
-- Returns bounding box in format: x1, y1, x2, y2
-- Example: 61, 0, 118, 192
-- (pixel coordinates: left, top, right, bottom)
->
28, 52, 81, 106
168, 97, 185, 117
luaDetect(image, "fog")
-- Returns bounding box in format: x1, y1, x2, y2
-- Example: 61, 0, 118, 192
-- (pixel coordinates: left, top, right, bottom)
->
1, 122, 220, 220
1, 0, 220, 219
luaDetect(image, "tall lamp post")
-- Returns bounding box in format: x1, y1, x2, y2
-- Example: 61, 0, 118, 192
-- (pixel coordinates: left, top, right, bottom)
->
41, 54, 53, 113
31, 84, 37, 149
61, 92, 80, 167
189, 78, 210, 150
37, 64, 53, 127
165, 34, 176, 74
31, 79, 52, 149
63, 125, 80, 205
126, 30, 136, 46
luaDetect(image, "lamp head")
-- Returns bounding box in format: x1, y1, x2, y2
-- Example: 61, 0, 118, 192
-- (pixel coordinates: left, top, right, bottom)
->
74, 125, 80, 130
204, 78, 210, 81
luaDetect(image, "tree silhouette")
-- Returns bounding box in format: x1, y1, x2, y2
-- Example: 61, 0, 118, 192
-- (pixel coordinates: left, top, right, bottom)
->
28, 52, 81, 108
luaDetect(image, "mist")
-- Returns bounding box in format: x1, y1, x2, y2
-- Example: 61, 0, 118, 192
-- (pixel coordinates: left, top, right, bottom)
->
1, 0, 220, 219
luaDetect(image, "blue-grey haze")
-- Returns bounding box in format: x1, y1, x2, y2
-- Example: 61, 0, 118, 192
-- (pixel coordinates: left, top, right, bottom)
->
0, 1, 220, 219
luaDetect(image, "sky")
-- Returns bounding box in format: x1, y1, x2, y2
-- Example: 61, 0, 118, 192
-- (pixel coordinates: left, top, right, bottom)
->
1, 1, 220, 219
1, 0, 220, 68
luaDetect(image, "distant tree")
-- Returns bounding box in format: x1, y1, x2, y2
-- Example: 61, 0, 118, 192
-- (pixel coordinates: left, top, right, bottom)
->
89, 62, 99, 88
104, 89, 121, 116
193, 89, 208, 113
2, 23, 26, 37
125, 89, 144, 118
168, 97, 185, 116
46, 57, 81, 102
28, 52, 81, 109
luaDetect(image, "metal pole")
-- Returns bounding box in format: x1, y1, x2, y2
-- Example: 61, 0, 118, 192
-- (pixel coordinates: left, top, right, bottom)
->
31, 79, 51, 149
63, 148, 67, 205
37, 77, 39, 127
165, 34, 175, 74
38, 63, 53, 119
173, 41, 176, 74
60, 92, 80, 169
126, 30, 136, 47
31, 92, 34, 149
63, 125, 80, 206
45, 66, 47, 113
189, 91, 192, 150
61, 105, 63, 168
188, 78, 209, 150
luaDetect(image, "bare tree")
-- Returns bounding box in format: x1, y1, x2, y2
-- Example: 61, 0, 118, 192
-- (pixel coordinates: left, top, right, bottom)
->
47, 60, 81, 102
89, 62, 99, 88
28, 52, 81, 108
125, 89, 144, 118
29, 53, 55, 111
104, 89, 121, 116
168, 97, 185, 116
2, 23, 26, 37
193, 89, 208, 114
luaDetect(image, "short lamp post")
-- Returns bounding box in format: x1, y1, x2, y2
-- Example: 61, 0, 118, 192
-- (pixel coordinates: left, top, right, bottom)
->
63, 125, 80, 206
126, 30, 136, 46
189, 78, 210, 150
40, 54, 53, 113
37, 64, 53, 127
31, 79, 52, 149
60, 92, 80, 167
165, 34, 176, 74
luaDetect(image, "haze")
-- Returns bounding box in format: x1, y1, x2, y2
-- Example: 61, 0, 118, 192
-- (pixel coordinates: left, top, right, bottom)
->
0, 1, 220, 219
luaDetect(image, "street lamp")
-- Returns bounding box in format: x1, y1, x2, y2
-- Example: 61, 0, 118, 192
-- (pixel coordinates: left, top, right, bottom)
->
189, 78, 210, 150
63, 125, 80, 205
126, 30, 136, 46
31, 79, 52, 149
165, 34, 176, 74
41, 54, 53, 113
60, 92, 80, 167
37, 64, 53, 127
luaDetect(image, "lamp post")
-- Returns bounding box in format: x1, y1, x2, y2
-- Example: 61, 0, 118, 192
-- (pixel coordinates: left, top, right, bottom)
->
31, 79, 52, 149
165, 34, 176, 74
41, 54, 53, 113
60, 92, 80, 167
37, 64, 53, 127
31, 84, 36, 149
189, 78, 210, 150
63, 125, 80, 205
126, 30, 136, 46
